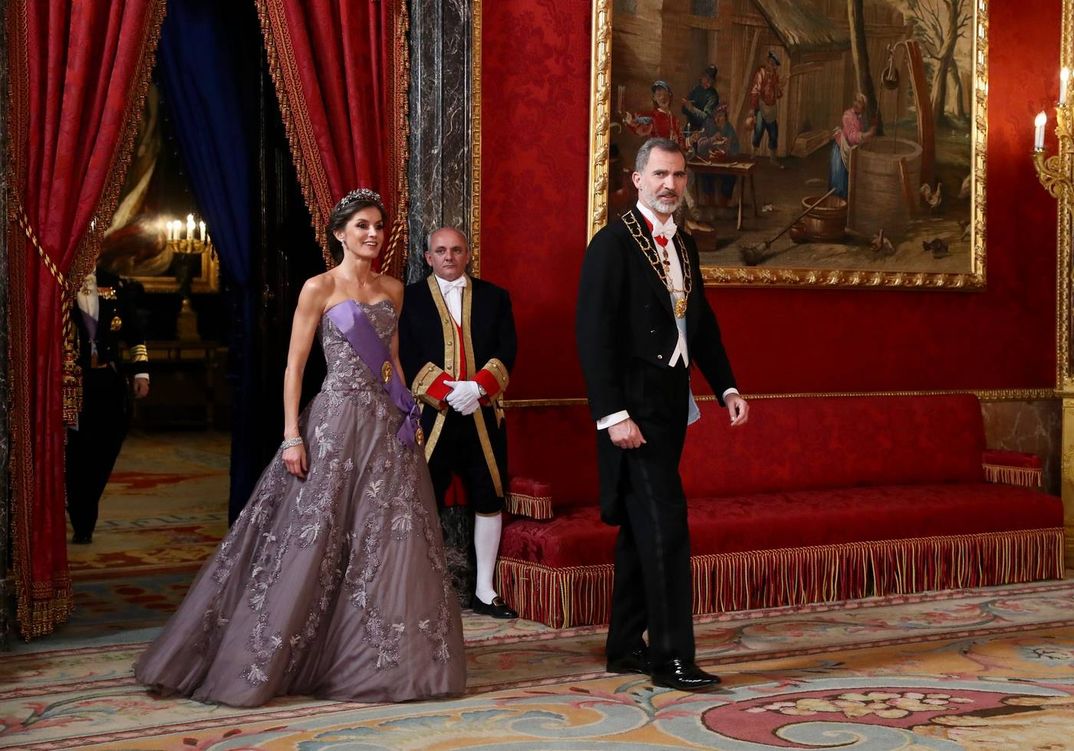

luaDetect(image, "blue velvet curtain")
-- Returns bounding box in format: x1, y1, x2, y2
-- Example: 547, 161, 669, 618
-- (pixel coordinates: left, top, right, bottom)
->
158, 0, 258, 523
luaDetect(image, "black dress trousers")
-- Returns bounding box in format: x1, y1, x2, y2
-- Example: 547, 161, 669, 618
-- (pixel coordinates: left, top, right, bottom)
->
604, 359, 694, 665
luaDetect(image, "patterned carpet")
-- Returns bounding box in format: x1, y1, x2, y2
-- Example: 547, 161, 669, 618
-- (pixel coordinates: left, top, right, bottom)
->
5, 433, 1073, 749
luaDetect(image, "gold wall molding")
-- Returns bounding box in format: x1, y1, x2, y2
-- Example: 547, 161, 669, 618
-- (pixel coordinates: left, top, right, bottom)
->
586, 0, 612, 242
470, 0, 483, 277
1052, 0, 1074, 568
504, 388, 1056, 410
1057, 3, 1074, 392
1062, 401, 1074, 565
586, 0, 987, 290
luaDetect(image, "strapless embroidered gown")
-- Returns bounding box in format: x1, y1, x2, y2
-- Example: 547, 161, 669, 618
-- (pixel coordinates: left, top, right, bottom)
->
134, 300, 466, 706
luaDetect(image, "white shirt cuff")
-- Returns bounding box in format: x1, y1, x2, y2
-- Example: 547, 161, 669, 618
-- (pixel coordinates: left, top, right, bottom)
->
597, 410, 630, 430
722, 388, 739, 399
134, 373, 150, 382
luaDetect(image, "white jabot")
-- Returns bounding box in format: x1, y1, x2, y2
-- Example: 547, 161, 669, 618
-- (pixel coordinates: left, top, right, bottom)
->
635, 201, 688, 367
649, 215, 677, 242
435, 274, 468, 325
77, 271, 99, 323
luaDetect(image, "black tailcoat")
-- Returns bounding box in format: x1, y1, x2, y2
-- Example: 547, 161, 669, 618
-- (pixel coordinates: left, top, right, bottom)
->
576, 206, 736, 523
575, 206, 738, 664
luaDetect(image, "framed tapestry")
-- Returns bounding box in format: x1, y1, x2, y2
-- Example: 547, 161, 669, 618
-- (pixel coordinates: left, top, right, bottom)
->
587, 0, 987, 289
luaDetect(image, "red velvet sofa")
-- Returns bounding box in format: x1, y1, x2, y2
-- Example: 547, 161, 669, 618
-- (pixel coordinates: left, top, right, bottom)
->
498, 394, 1062, 628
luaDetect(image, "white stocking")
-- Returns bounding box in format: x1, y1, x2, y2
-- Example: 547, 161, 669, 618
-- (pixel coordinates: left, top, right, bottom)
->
474, 511, 502, 604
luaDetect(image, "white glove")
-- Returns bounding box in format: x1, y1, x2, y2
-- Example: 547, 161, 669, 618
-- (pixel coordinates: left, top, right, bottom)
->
444, 380, 482, 416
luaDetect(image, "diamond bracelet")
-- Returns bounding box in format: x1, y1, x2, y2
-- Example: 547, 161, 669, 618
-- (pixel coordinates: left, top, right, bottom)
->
280, 436, 304, 450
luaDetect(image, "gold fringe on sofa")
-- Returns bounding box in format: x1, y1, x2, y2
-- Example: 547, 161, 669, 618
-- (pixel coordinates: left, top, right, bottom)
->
505, 491, 554, 520
497, 528, 1065, 628
983, 463, 1043, 488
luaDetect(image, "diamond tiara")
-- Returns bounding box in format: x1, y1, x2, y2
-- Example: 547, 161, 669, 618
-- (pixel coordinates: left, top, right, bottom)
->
335, 188, 383, 212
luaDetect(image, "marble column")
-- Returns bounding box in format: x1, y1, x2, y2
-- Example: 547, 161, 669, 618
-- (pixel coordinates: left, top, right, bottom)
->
407, 0, 474, 283
408, 0, 478, 601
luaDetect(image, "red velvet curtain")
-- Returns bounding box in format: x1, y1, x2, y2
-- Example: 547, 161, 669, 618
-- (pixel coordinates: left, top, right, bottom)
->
256, 0, 409, 276
5, 0, 165, 638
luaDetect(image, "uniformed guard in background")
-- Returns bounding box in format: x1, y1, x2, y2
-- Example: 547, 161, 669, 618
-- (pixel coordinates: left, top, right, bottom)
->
66, 265, 150, 544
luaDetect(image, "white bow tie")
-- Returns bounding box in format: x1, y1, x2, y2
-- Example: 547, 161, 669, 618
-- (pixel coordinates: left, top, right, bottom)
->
652, 221, 676, 240
440, 276, 467, 292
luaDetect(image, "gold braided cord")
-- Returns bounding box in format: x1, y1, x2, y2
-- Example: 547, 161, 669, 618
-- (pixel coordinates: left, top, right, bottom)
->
11, 193, 66, 289
378, 0, 410, 280
10, 193, 82, 425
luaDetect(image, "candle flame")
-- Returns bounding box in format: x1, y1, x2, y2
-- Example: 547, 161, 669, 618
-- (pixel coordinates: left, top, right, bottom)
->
1036, 111, 1048, 127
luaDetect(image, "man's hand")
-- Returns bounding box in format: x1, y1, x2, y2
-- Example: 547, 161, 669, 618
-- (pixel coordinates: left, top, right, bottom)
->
445, 380, 482, 416
133, 378, 149, 399
725, 393, 749, 427
608, 418, 646, 449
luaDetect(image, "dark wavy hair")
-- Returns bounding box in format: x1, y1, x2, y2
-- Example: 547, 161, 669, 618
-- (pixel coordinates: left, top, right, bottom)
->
325, 188, 387, 263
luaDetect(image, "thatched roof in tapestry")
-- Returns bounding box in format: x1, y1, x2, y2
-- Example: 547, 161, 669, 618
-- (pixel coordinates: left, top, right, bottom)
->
751, 0, 850, 55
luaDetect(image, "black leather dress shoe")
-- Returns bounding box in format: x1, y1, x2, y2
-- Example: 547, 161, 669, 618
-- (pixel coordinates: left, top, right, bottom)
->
470, 595, 519, 619
606, 647, 648, 674
71, 532, 92, 545
649, 659, 722, 691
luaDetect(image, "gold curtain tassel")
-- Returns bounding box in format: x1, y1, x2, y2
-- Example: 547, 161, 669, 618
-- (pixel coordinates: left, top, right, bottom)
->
61, 301, 82, 425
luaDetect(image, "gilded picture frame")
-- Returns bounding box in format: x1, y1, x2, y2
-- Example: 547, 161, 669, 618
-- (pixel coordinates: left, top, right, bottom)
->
588, 0, 988, 290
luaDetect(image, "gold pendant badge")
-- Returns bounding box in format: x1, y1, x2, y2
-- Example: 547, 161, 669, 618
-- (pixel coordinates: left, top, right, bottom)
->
110, 315, 123, 332
381, 361, 393, 384
415, 426, 425, 446
674, 298, 687, 319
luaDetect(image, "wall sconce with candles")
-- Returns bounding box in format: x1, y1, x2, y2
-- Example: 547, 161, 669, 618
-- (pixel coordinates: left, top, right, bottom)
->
164, 213, 215, 341
1032, 67, 1074, 200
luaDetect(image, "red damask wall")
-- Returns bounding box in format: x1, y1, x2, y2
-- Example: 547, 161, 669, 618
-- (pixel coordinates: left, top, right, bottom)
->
481, 0, 1059, 399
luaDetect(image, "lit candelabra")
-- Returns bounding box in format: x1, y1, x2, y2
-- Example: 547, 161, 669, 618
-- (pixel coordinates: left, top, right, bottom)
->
165, 213, 213, 341
1033, 67, 1074, 199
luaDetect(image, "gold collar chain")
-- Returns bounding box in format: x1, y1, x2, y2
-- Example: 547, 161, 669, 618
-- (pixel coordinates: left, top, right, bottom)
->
622, 212, 692, 317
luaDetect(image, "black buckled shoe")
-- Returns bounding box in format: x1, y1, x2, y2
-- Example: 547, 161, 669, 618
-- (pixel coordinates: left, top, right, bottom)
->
470, 595, 519, 619
71, 532, 93, 545
649, 659, 722, 691
606, 647, 649, 674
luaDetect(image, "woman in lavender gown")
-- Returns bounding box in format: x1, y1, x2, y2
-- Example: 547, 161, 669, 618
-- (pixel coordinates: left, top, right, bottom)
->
134, 189, 466, 707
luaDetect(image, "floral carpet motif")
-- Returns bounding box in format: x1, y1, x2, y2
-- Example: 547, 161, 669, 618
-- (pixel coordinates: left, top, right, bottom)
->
66, 431, 230, 583
3, 581, 1074, 750
6, 432, 1072, 749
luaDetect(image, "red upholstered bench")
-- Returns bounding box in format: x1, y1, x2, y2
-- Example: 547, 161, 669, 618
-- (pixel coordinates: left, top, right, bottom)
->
498, 394, 1062, 627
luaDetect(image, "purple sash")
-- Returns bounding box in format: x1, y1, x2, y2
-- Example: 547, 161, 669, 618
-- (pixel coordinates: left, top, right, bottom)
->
325, 300, 422, 448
